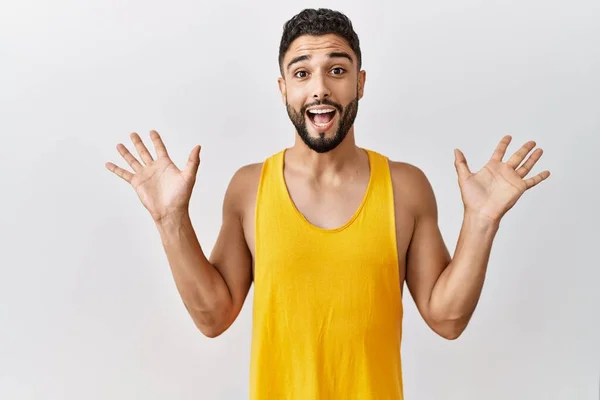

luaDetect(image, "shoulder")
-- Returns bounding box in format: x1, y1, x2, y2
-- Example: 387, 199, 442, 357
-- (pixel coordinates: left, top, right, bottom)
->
387, 158, 438, 218
225, 162, 264, 207
231, 162, 264, 184
387, 159, 429, 189
223, 149, 285, 214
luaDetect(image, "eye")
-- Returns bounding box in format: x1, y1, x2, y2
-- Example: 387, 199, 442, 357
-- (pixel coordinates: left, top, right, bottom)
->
294, 70, 308, 79
331, 67, 346, 75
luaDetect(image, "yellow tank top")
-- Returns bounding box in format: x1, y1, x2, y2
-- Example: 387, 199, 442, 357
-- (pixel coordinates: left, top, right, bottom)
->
250, 148, 404, 400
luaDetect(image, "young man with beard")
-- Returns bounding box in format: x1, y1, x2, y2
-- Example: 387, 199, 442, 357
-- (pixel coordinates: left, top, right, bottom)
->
105, 8, 550, 400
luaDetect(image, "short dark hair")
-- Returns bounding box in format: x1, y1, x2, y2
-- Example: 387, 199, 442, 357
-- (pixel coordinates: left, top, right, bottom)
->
278, 8, 362, 76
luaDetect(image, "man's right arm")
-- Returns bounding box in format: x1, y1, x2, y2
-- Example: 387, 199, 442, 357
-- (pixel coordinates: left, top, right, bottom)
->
155, 166, 254, 338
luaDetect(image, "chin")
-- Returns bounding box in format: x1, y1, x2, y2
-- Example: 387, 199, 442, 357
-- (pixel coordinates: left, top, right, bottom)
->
310, 128, 335, 138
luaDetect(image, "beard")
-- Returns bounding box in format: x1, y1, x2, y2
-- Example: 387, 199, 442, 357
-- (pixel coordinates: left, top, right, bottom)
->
285, 95, 359, 154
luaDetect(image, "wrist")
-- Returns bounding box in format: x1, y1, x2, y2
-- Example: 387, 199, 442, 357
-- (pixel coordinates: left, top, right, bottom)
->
155, 209, 190, 230
464, 210, 501, 232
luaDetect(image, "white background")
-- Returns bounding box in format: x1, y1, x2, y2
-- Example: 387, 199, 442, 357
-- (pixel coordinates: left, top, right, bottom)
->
1, 0, 599, 399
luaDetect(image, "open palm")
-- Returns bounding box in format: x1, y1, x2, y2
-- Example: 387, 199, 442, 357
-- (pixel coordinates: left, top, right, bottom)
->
105, 130, 201, 222
454, 135, 551, 221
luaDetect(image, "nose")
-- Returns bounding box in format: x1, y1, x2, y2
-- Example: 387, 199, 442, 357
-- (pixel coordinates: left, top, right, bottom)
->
311, 72, 331, 100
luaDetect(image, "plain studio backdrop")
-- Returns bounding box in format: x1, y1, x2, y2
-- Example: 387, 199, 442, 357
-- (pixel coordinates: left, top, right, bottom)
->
1, 0, 599, 399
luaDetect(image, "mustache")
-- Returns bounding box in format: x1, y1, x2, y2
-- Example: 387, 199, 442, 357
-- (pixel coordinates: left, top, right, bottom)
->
301, 99, 343, 114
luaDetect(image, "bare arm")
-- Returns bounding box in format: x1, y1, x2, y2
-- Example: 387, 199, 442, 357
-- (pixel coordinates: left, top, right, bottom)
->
156, 166, 254, 338
401, 137, 549, 340
400, 164, 498, 340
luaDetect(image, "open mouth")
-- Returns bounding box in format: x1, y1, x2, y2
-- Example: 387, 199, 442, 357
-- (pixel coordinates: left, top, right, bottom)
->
306, 108, 337, 131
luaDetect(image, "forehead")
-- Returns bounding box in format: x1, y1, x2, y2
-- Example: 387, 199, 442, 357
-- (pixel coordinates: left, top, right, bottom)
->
284, 33, 355, 63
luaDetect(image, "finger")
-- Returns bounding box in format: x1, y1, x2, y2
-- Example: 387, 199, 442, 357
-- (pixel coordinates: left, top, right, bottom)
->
507, 140, 536, 169
105, 161, 134, 183
490, 135, 512, 162
454, 148, 471, 180
116, 143, 143, 172
183, 145, 201, 179
515, 148, 543, 178
524, 170, 551, 190
130, 132, 154, 165
150, 130, 170, 159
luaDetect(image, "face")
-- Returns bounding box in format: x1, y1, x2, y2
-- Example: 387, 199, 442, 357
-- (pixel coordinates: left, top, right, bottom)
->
278, 34, 366, 153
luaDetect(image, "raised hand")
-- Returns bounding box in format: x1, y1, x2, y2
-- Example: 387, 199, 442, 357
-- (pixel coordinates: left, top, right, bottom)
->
453, 135, 551, 222
105, 130, 201, 222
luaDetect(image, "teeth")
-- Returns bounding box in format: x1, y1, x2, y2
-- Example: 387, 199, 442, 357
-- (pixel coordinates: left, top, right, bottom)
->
308, 109, 335, 114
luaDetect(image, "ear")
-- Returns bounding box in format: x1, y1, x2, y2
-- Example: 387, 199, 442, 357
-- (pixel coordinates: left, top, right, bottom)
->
357, 70, 366, 100
277, 76, 287, 105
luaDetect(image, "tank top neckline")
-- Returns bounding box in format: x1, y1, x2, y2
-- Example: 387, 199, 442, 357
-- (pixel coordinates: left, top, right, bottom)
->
277, 147, 375, 234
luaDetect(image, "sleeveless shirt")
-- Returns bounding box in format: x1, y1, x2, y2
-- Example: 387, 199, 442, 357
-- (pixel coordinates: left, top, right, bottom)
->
249, 148, 404, 399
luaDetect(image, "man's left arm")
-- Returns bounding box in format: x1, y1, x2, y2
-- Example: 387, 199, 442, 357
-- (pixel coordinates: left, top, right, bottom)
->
400, 136, 550, 340
403, 165, 499, 340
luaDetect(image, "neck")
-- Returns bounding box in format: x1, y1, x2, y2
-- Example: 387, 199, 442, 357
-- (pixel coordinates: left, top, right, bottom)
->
286, 127, 363, 178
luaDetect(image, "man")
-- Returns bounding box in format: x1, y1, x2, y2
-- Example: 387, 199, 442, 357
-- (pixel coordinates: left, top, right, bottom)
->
105, 8, 550, 400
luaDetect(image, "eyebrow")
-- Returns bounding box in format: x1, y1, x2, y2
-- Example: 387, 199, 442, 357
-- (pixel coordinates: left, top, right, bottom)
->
286, 52, 354, 72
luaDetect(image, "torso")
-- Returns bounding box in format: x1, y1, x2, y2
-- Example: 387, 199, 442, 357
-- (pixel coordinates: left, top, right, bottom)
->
238, 149, 417, 296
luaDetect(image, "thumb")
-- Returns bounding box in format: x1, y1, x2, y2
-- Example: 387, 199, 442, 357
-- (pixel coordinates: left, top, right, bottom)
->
183, 145, 201, 179
454, 148, 471, 180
